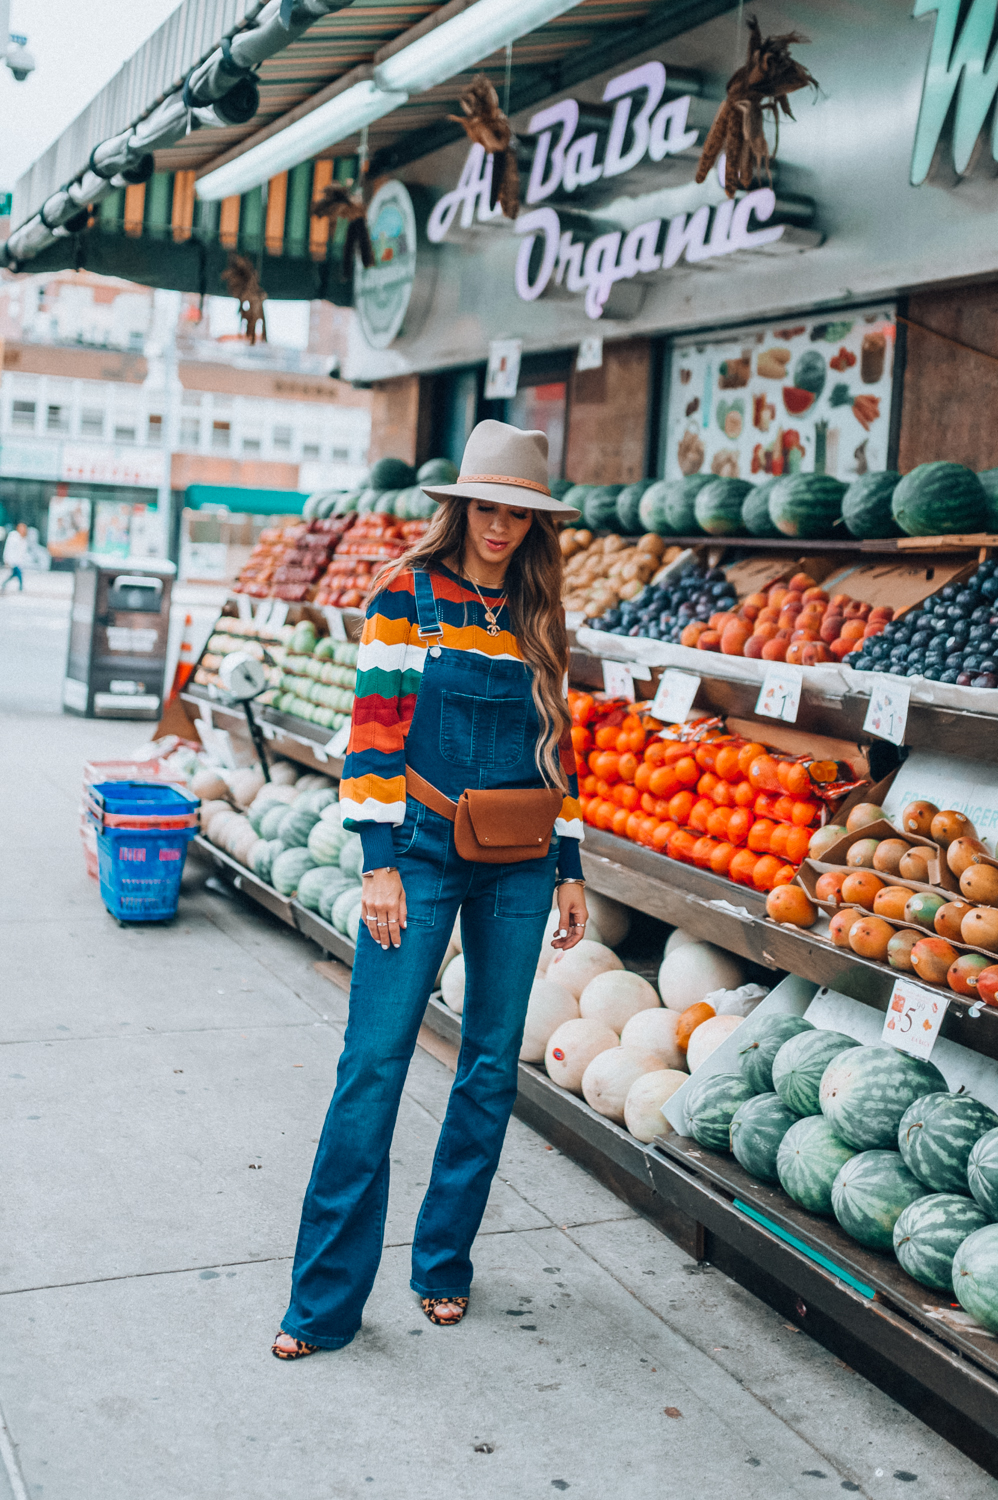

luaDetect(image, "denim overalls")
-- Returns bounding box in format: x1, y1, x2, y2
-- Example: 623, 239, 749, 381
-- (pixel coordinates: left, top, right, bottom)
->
282, 571, 561, 1348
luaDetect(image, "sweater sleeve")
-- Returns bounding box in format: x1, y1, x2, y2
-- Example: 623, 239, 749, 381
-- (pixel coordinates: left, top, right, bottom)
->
339, 575, 421, 869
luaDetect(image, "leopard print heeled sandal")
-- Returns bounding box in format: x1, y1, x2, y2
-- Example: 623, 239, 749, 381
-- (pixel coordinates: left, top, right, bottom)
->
271, 1332, 320, 1360
420, 1296, 469, 1326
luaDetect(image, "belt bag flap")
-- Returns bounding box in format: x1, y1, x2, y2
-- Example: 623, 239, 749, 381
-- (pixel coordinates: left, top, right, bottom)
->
461, 787, 563, 848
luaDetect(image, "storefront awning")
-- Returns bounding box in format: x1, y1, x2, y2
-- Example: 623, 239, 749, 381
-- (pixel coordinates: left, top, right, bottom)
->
185, 484, 307, 515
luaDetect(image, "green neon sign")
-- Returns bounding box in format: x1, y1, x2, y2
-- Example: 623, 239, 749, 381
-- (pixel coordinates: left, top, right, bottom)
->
911, 0, 998, 185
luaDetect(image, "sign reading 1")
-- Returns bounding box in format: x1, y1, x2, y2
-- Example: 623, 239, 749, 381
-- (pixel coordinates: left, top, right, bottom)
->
427, 61, 785, 321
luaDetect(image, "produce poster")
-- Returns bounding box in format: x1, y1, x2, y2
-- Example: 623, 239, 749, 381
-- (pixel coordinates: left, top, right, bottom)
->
664, 305, 896, 484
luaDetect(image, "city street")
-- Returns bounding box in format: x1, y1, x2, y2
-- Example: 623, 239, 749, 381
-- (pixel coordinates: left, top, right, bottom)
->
1, 596, 995, 1500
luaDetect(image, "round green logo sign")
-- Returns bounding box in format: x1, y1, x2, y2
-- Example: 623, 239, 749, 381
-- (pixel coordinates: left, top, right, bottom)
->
354, 180, 417, 350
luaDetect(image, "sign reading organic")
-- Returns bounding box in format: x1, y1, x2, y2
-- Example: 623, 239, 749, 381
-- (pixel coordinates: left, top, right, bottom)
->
355, 180, 418, 350
664, 306, 896, 484
427, 61, 786, 321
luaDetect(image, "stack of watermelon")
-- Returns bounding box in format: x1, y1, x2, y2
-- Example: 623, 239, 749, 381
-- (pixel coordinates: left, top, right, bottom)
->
681, 1022, 998, 1328
304, 456, 457, 523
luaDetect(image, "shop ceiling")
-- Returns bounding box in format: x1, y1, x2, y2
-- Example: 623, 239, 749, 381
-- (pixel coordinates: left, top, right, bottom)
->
3, 0, 738, 293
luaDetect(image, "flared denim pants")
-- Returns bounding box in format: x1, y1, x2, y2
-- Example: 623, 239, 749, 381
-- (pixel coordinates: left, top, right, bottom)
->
281, 801, 558, 1349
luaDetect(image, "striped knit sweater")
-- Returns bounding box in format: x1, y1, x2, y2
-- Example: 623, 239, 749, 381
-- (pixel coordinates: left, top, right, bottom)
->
339, 565, 584, 876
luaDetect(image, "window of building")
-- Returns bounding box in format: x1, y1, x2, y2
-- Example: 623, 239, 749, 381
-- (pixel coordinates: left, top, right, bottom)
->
302, 442, 320, 460
147, 414, 163, 444
331, 445, 350, 462
46, 404, 68, 432
114, 423, 137, 444
11, 400, 36, 429
242, 437, 261, 455
211, 420, 231, 451
181, 390, 201, 408
272, 424, 292, 452
179, 418, 200, 447
80, 408, 104, 437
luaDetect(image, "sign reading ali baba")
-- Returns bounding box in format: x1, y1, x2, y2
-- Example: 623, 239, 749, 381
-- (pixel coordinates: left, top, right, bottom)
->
427, 62, 785, 320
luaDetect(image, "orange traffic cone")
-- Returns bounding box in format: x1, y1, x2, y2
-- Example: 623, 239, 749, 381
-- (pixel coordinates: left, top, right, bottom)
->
155, 612, 200, 740
168, 613, 196, 700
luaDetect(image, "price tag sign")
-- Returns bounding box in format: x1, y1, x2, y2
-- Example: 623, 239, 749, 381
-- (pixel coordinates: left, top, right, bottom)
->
755, 664, 803, 723
255, 599, 273, 626
863, 677, 910, 746
883, 978, 949, 1059
323, 606, 347, 641
650, 669, 701, 724
602, 659, 635, 700
324, 723, 352, 759
269, 601, 289, 628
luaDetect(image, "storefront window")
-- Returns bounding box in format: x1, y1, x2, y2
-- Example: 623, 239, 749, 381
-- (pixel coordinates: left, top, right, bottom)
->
508, 382, 566, 481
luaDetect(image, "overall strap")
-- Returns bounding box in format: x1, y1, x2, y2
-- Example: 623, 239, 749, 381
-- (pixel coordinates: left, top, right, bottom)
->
412, 569, 443, 641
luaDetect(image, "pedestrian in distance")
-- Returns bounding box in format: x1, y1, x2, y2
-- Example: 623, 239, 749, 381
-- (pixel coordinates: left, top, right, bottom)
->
273, 421, 589, 1359
1, 522, 28, 591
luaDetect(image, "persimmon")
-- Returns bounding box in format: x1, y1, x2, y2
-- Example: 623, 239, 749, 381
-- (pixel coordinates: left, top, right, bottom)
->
710, 841, 736, 876
767, 885, 818, 926
729, 848, 761, 885
676, 1002, 716, 1052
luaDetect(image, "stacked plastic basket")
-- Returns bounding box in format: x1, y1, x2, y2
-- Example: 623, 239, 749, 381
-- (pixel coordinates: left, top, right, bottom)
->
87, 781, 200, 922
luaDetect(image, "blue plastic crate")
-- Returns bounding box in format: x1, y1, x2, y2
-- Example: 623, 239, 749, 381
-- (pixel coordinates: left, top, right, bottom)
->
89, 780, 199, 827
97, 823, 198, 922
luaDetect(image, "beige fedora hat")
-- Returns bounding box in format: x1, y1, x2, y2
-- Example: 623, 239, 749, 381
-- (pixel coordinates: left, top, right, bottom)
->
421, 419, 580, 519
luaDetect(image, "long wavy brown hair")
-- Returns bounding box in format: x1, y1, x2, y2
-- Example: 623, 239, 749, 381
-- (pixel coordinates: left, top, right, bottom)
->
374, 498, 571, 789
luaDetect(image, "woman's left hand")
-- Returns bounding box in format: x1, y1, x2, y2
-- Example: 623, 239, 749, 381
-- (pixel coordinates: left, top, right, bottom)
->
550, 881, 589, 952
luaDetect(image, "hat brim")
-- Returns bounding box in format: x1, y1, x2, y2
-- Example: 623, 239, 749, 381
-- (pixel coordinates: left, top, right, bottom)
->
421, 480, 580, 520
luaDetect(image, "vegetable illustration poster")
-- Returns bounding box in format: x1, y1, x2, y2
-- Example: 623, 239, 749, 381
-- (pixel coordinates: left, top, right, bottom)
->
665, 306, 895, 484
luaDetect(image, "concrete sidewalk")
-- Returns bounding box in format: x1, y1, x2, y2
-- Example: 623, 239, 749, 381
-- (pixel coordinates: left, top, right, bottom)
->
2, 704, 997, 1500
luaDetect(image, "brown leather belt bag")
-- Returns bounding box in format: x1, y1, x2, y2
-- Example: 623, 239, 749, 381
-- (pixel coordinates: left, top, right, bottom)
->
405, 767, 562, 864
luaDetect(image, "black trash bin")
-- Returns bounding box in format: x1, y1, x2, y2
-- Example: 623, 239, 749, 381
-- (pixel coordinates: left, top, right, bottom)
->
63, 556, 176, 720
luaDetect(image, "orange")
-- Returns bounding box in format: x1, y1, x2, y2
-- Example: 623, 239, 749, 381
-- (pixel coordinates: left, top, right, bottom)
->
571, 725, 593, 758
737, 742, 767, 776
773, 863, 798, 886
637, 815, 661, 847
594, 800, 617, 831
840, 870, 884, 909
664, 741, 692, 765
594, 723, 621, 750
791, 799, 821, 828
711, 779, 737, 807
776, 760, 794, 791
625, 811, 644, 841
643, 739, 667, 768
676, 1002, 716, 1052
784, 826, 812, 865
692, 836, 719, 868
653, 799, 673, 821
615, 783, 640, 812
729, 848, 760, 885
649, 765, 681, 799
591, 751, 620, 783
582, 774, 599, 796
707, 806, 733, 840
651, 821, 674, 853
709, 841, 736, 876
595, 780, 612, 800
673, 755, 700, 788
667, 828, 697, 863
727, 808, 755, 846
668, 790, 696, 824
752, 854, 784, 890
769, 822, 792, 858
748, 755, 781, 791
697, 772, 720, 798
689, 798, 714, 833
617, 751, 639, 784
714, 745, 743, 782
733, 780, 756, 807
634, 763, 653, 794
612, 806, 631, 837
773, 795, 795, 823
754, 792, 779, 818
766, 885, 818, 926
695, 741, 720, 771
748, 819, 776, 854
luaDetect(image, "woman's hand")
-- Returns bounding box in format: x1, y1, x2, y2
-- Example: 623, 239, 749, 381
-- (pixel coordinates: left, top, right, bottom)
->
361, 868, 407, 950
550, 881, 589, 952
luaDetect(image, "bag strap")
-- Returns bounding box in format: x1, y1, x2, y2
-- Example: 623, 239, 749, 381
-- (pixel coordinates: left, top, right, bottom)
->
411, 569, 443, 643
406, 766, 457, 822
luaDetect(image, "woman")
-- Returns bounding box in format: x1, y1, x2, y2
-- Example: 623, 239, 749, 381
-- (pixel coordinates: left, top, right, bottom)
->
273, 420, 588, 1358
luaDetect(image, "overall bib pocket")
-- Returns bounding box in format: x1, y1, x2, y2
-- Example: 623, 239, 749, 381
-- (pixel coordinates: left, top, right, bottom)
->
439, 690, 527, 769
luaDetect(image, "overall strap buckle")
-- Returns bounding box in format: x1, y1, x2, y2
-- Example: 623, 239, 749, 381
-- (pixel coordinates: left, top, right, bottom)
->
412, 569, 443, 650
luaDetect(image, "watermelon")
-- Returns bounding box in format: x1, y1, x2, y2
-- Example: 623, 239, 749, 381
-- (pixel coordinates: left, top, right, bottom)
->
333, 490, 361, 516
663, 475, 713, 534
831, 1150, 930, 1251
250, 838, 283, 883
338, 833, 364, 879
368, 456, 416, 489
694, 477, 753, 536
977, 468, 998, 529
375, 488, 400, 515
793, 349, 827, 399
278, 804, 322, 849
891, 462, 988, 537
307, 817, 350, 866
769, 474, 847, 540
741, 478, 782, 538
898, 1093, 998, 1194
299, 788, 338, 815
729, 1093, 800, 1182
356, 487, 382, 514
737, 1015, 814, 1094
549, 478, 573, 500
259, 803, 288, 841
271, 847, 316, 897
841, 472, 902, 539
332, 884, 363, 933
315, 492, 341, 519
777, 1115, 856, 1215
395, 485, 423, 519
637, 480, 677, 535
302, 495, 320, 519
297, 865, 350, 912
772, 1029, 856, 1118
952, 1224, 998, 1330
968, 1128, 998, 1218
684, 1071, 756, 1151
347, 901, 363, 943
893, 1193, 990, 1290
417, 457, 459, 485
583, 485, 623, 531
318, 871, 358, 923
819, 1046, 947, 1151
616, 480, 653, 534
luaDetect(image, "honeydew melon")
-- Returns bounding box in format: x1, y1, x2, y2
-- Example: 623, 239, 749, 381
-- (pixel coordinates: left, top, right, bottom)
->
190, 769, 230, 803
537, 909, 604, 968
658, 942, 745, 1013
620, 1007, 684, 1070
269, 761, 300, 787
686, 1014, 744, 1072
579, 970, 659, 1034
519, 978, 579, 1062
547, 940, 623, 1000
435, 941, 458, 989
229, 767, 265, 809
442, 954, 465, 1015
624, 1069, 688, 1142
451, 915, 463, 953
581, 1046, 664, 1124
583, 891, 632, 948
545, 1018, 619, 1093
664, 928, 697, 957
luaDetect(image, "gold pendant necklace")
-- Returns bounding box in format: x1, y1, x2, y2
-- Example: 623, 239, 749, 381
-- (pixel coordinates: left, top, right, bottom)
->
465, 573, 506, 636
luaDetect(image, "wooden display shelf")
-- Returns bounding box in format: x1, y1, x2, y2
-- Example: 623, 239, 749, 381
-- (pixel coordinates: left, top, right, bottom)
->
580, 826, 998, 1060
192, 835, 297, 927
181, 688, 345, 776
639, 534, 998, 555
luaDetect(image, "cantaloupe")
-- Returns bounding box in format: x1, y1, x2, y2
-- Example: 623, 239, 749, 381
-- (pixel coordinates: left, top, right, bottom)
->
584, 891, 631, 948
435, 941, 458, 989
229, 767, 265, 809
620, 1008, 685, 1070
658, 942, 745, 1012
545, 1018, 619, 1093
191, 769, 230, 803
441, 954, 465, 1015
581, 1046, 664, 1124
686, 1013, 744, 1072
664, 928, 697, 958
548, 940, 623, 999
519, 978, 580, 1062
624, 1069, 688, 1141
269, 761, 299, 786
199, 798, 230, 830
579, 970, 659, 1034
